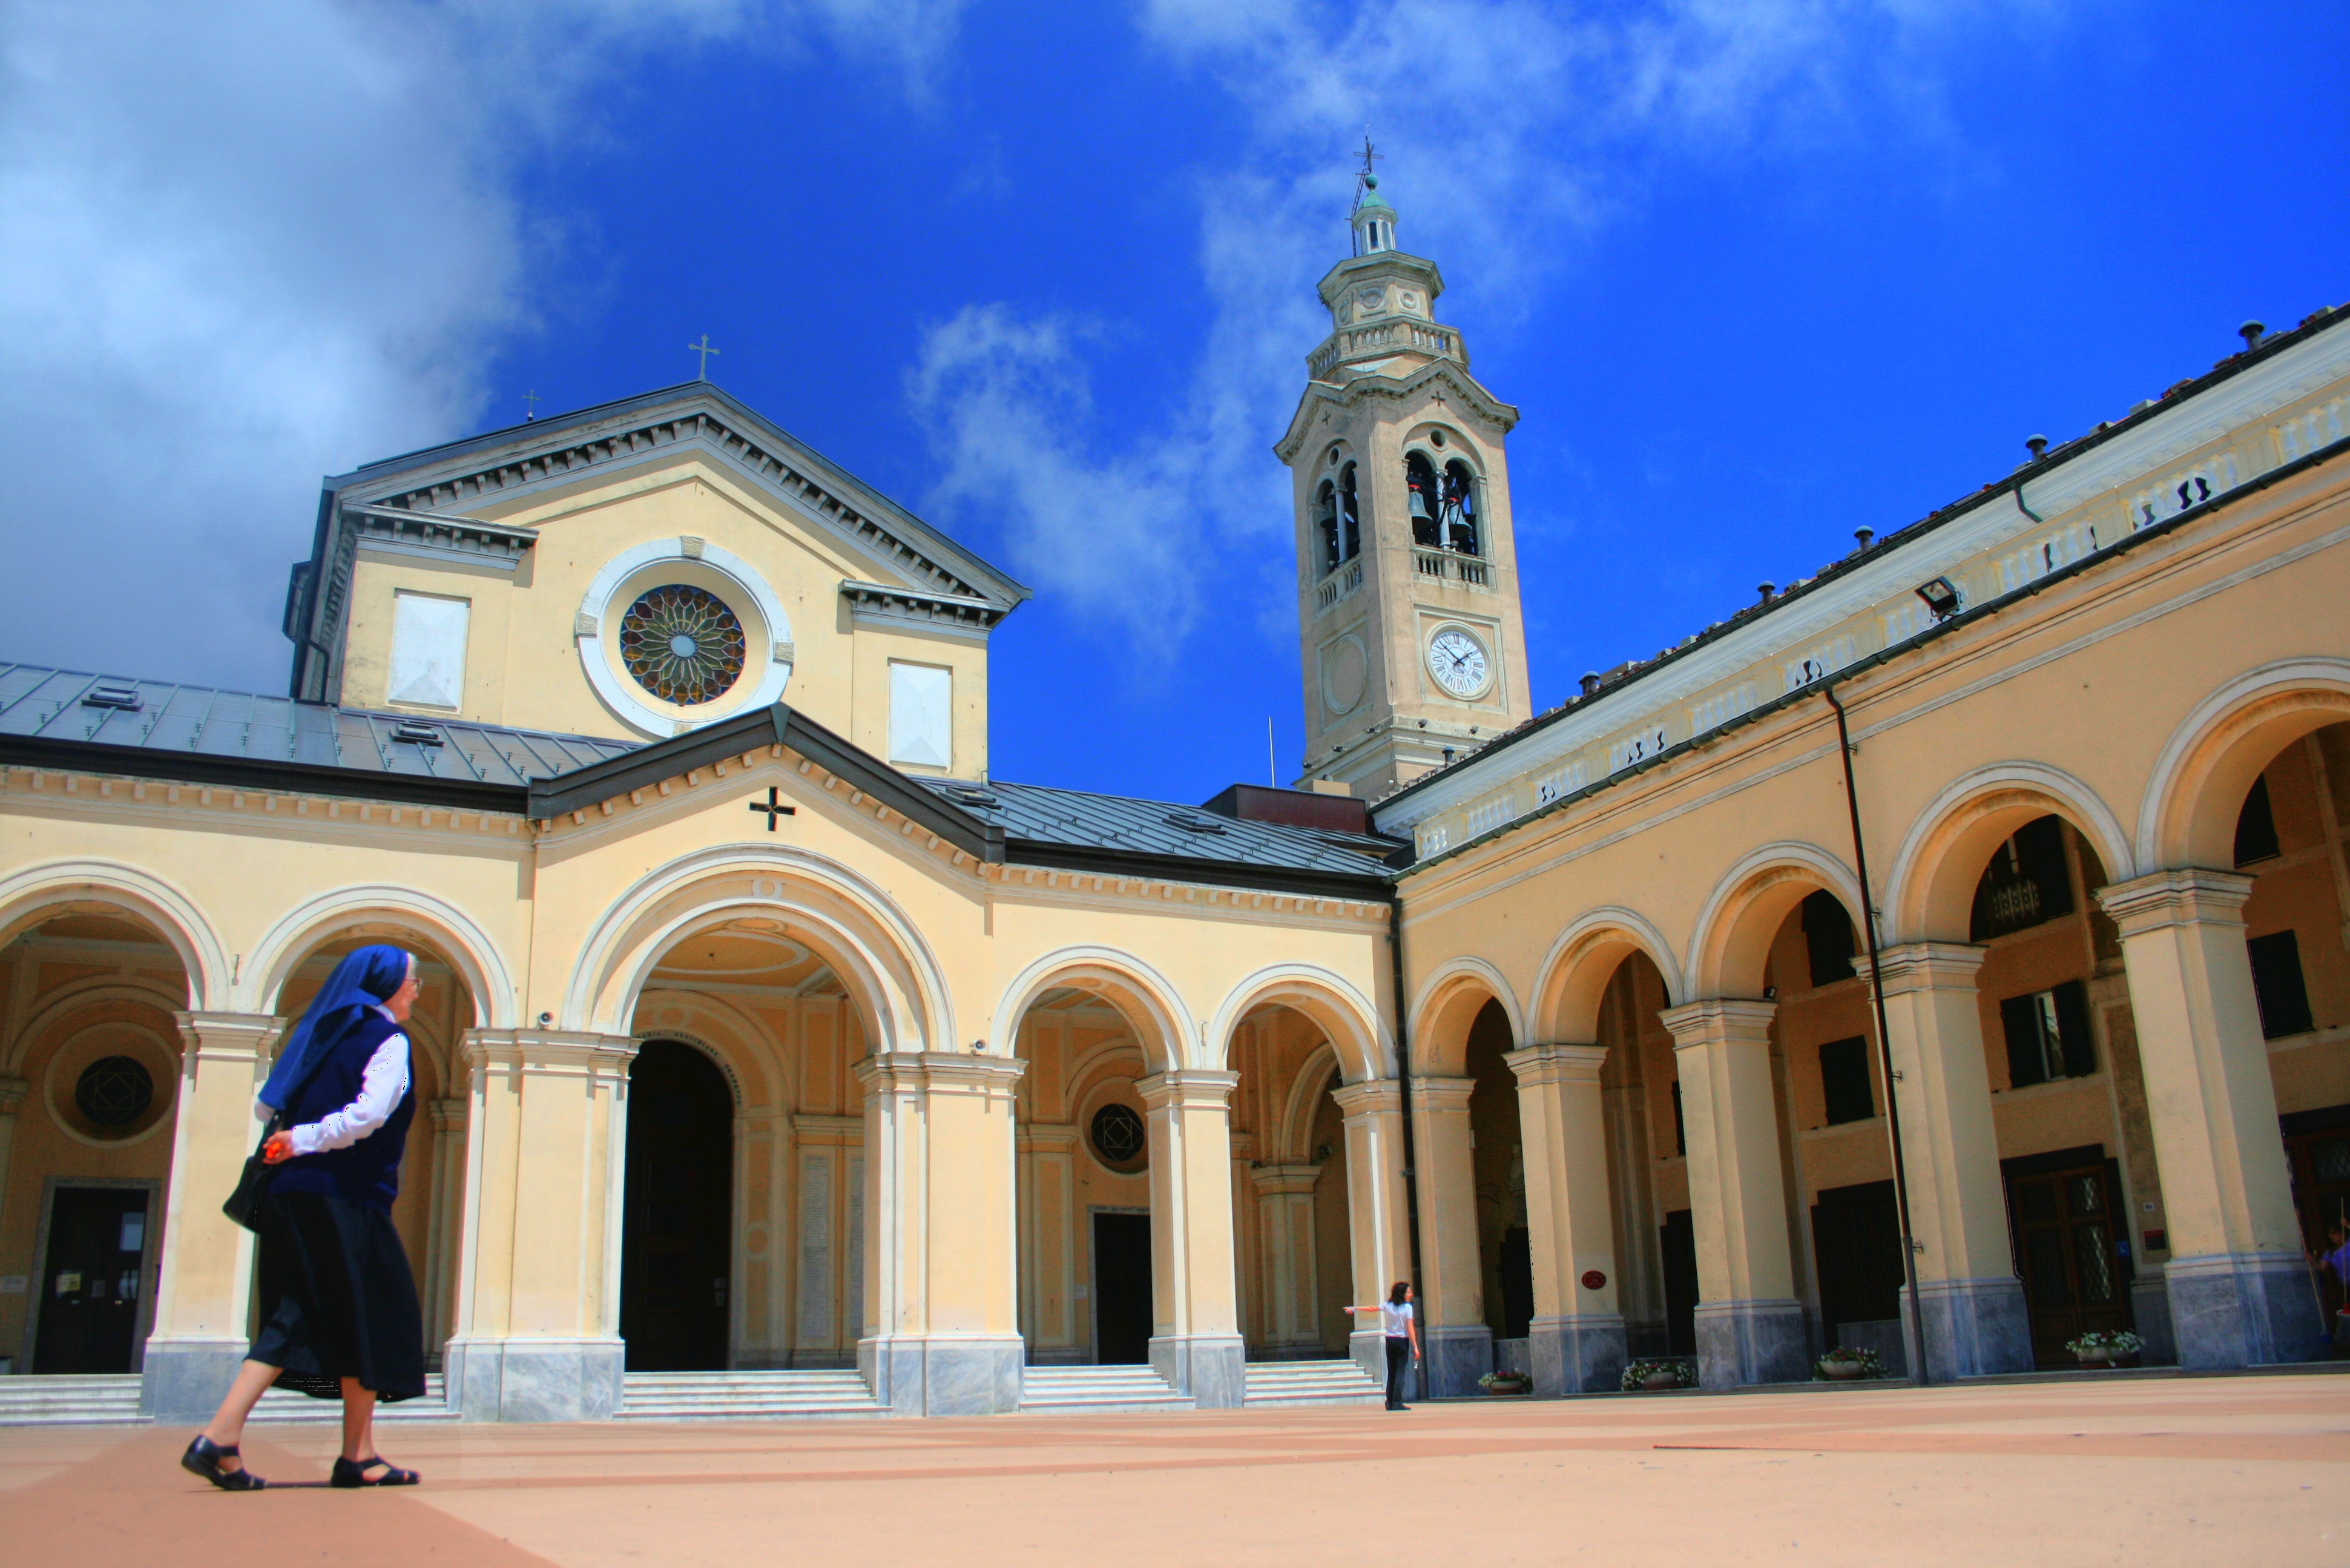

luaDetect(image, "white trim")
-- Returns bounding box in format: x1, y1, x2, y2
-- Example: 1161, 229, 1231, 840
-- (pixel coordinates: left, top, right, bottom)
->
1406, 954, 1525, 1062
1881, 762, 2135, 944
1204, 963, 1391, 1084
0, 861, 228, 1011
2133, 656, 2350, 869
1684, 840, 1866, 996
242, 884, 517, 1028
575, 538, 794, 739
990, 947, 1199, 1076
1529, 906, 1687, 1039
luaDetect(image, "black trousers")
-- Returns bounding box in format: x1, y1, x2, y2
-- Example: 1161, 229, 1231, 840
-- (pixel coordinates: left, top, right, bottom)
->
1384, 1336, 1411, 1408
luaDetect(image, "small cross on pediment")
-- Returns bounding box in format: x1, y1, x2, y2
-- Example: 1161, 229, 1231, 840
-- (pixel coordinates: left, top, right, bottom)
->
748, 786, 796, 830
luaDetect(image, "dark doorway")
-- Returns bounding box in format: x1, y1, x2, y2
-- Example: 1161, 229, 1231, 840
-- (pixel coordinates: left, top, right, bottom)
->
34, 1186, 151, 1373
1092, 1212, 1153, 1365
620, 1039, 734, 1371
1499, 1227, 1534, 1340
1660, 1208, 1699, 1356
2004, 1148, 2133, 1365
1812, 1180, 1905, 1349
2283, 1105, 2350, 1323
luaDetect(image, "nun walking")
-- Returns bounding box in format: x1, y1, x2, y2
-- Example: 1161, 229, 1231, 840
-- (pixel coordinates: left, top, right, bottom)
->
181, 945, 429, 1490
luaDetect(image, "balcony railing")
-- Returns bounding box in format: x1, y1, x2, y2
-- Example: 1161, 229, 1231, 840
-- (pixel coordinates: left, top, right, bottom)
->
1412, 546, 1492, 590
1315, 558, 1364, 611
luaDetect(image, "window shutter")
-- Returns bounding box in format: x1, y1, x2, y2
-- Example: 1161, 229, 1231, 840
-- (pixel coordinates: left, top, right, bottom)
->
2247, 931, 2315, 1039
2000, 995, 2046, 1088
2018, 815, 2076, 921
2053, 981, 2096, 1079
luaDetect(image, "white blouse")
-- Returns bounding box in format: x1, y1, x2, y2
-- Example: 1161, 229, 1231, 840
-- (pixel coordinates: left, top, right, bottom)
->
256, 1007, 411, 1156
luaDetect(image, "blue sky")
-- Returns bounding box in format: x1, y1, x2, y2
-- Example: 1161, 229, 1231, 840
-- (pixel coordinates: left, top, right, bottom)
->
3, 1, 2343, 803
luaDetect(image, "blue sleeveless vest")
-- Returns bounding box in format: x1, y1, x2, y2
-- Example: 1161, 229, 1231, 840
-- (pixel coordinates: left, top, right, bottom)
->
270, 1010, 416, 1212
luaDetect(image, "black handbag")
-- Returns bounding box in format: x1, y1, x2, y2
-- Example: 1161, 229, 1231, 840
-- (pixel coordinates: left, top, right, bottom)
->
222, 1110, 285, 1233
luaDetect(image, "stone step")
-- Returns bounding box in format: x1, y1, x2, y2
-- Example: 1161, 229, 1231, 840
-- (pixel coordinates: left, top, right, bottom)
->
1017, 1363, 1191, 1414
0, 1374, 455, 1427
615, 1370, 884, 1421
1243, 1360, 1383, 1406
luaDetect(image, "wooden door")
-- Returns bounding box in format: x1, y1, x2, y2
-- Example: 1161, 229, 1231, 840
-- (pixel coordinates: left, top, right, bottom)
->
2006, 1158, 2131, 1365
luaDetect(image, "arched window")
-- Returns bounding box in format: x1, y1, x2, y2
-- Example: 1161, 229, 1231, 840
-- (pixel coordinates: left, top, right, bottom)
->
1315, 481, 1340, 574
1405, 452, 1440, 548
1338, 463, 1361, 564
1441, 459, 1479, 556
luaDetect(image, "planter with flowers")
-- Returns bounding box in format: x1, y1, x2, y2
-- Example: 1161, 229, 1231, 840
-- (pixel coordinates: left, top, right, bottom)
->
1813, 1346, 1887, 1382
1622, 1358, 1693, 1392
2065, 1329, 2144, 1367
1478, 1371, 1532, 1396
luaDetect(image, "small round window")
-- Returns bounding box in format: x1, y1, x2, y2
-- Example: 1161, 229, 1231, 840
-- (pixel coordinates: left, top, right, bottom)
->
618, 584, 746, 705
1089, 1103, 1147, 1171
75, 1056, 154, 1130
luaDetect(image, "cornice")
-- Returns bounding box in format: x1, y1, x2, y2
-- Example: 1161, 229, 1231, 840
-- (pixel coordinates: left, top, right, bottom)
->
1277, 358, 1518, 461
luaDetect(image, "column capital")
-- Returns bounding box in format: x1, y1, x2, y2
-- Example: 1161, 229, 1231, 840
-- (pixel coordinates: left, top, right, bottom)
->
0, 1075, 25, 1115
1861, 941, 1987, 996
1657, 997, 1776, 1050
1018, 1122, 1079, 1154
1504, 1042, 1609, 1087
855, 1050, 1027, 1097
173, 1011, 285, 1060
1407, 1075, 1476, 1110
1329, 1078, 1401, 1118
428, 1096, 468, 1132
1137, 1067, 1240, 1110
464, 1027, 639, 1076
2096, 867, 2253, 935
1249, 1163, 1323, 1195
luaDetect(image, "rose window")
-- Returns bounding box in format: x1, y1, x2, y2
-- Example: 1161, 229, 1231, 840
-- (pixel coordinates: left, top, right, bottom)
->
618, 584, 747, 705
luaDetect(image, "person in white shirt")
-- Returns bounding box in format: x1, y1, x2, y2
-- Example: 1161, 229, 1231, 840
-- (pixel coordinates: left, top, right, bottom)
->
1344, 1281, 1421, 1410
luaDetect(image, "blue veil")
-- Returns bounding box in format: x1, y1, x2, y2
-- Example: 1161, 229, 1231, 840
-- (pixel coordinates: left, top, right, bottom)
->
258, 944, 412, 1111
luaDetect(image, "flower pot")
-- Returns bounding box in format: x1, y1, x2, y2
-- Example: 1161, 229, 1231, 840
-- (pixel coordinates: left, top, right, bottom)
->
1818, 1359, 1868, 1381
1642, 1370, 1682, 1391
2075, 1347, 2110, 1366
1486, 1378, 1530, 1396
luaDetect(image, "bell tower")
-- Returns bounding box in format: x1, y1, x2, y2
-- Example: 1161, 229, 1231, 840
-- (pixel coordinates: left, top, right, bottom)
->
1275, 159, 1532, 799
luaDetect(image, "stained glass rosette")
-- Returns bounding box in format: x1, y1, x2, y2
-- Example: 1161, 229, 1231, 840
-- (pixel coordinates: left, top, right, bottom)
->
618, 584, 748, 705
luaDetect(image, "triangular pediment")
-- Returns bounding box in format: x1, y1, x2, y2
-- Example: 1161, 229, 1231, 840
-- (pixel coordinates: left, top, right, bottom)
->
1275, 358, 1519, 462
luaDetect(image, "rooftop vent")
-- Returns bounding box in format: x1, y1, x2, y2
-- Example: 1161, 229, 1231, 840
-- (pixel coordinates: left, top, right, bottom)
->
944, 784, 998, 808
2240, 320, 2266, 351
1165, 812, 1228, 834
1579, 672, 1601, 697
391, 719, 444, 746
1852, 527, 1875, 553
82, 681, 142, 711
2026, 434, 2049, 461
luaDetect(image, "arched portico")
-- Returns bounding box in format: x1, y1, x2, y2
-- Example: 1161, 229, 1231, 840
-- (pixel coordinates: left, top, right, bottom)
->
0, 861, 227, 1012
242, 884, 516, 1028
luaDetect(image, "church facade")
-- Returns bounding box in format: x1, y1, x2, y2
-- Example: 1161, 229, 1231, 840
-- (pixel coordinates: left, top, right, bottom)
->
3, 178, 2346, 1421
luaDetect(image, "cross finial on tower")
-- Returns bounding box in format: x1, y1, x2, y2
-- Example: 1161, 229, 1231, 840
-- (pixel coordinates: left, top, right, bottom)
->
688, 334, 721, 380
522, 389, 542, 421
1354, 131, 1383, 205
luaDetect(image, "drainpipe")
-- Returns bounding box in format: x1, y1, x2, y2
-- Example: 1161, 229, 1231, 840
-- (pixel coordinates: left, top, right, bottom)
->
1386, 886, 1430, 1398
1823, 680, 1932, 1387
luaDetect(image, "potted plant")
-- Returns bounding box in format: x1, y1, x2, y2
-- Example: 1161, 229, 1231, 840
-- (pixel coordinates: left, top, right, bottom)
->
2065, 1329, 2144, 1367
1478, 1370, 1532, 1396
1622, 1358, 1691, 1392
1813, 1346, 1886, 1382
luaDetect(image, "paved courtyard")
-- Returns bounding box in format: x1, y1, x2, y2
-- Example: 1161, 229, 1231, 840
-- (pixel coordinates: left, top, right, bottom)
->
5, 1374, 2343, 1567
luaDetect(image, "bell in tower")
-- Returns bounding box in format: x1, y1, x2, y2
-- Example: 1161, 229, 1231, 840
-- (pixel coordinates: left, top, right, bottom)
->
1272, 153, 1534, 799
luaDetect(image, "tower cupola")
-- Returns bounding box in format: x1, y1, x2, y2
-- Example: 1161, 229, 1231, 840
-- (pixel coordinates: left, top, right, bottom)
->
1352, 174, 1398, 256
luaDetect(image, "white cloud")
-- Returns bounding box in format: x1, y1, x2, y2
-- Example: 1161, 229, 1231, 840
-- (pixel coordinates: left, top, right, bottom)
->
911, 0, 2054, 656
0, 0, 965, 690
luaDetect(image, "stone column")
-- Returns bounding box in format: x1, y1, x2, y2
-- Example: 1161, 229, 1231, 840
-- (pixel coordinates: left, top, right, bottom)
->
2098, 869, 2322, 1365
1016, 1122, 1080, 1363
1250, 1164, 1324, 1357
443, 1029, 636, 1422
1865, 943, 2033, 1377
1409, 1076, 1492, 1395
142, 1013, 279, 1421
1602, 1079, 1667, 1354
1137, 1068, 1245, 1407
420, 1097, 467, 1362
1331, 1079, 1411, 1383
1658, 999, 1807, 1388
1506, 1043, 1626, 1393
855, 1052, 1027, 1415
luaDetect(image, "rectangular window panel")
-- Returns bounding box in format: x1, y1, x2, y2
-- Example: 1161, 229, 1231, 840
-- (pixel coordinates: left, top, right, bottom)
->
2000, 983, 2095, 1088
2248, 930, 2315, 1039
1971, 815, 2076, 939
1818, 1035, 1874, 1124
887, 661, 953, 770
1802, 891, 1858, 990
387, 591, 469, 709
2052, 980, 2096, 1078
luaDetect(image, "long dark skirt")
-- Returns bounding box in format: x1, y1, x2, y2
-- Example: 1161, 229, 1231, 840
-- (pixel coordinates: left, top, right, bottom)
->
248, 1190, 426, 1402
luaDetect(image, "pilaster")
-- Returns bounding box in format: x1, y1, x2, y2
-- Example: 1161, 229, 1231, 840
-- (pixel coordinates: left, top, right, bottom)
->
1137, 1069, 1245, 1408
1506, 1043, 1626, 1394
855, 1051, 1027, 1416
1409, 1075, 1491, 1395
1249, 1164, 1325, 1357
443, 1028, 635, 1423
2098, 869, 2322, 1366
1658, 999, 1807, 1389
1861, 943, 2032, 1378
142, 1012, 280, 1421
1331, 1078, 1412, 1383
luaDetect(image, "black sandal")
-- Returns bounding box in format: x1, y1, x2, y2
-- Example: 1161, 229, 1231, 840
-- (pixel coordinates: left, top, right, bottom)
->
182, 1434, 266, 1491
331, 1455, 420, 1487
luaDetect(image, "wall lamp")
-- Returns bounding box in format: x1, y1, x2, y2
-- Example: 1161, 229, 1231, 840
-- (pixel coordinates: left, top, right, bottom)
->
1914, 576, 1961, 620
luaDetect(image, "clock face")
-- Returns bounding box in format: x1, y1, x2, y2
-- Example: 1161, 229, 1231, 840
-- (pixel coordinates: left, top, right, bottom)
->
1427, 629, 1489, 697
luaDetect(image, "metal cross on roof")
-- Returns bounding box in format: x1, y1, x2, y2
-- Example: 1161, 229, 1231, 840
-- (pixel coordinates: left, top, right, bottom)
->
748, 786, 795, 831
1357, 131, 1382, 182
688, 335, 721, 379
522, 389, 542, 421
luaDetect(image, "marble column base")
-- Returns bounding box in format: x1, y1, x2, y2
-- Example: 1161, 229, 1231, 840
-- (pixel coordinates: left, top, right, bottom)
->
1903, 1276, 2033, 1380
860, 1334, 1022, 1416
1150, 1334, 1245, 1408
1348, 1328, 1386, 1386
445, 1336, 622, 1422
1423, 1323, 1493, 1398
2167, 1252, 2329, 1368
1529, 1313, 1627, 1395
140, 1337, 250, 1423
1693, 1298, 1808, 1389
2130, 1276, 2177, 1365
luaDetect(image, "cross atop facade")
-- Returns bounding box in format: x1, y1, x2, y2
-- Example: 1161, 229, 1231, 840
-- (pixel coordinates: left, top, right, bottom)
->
522, 389, 542, 421
748, 786, 796, 831
688, 334, 722, 379
1357, 132, 1383, 183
